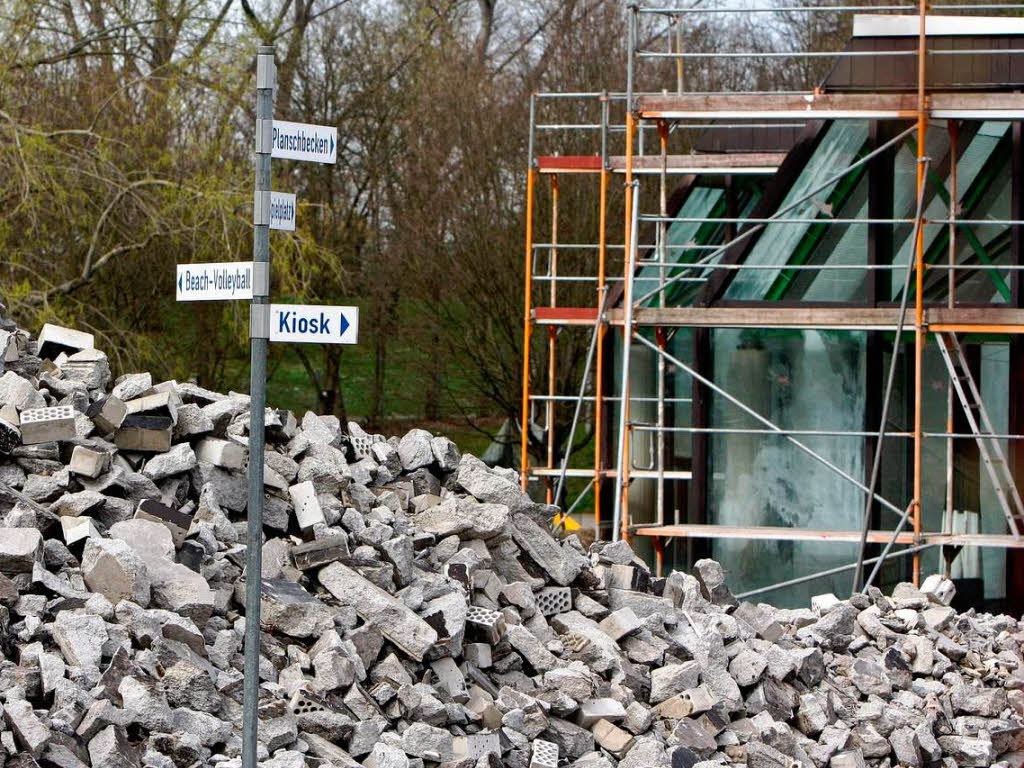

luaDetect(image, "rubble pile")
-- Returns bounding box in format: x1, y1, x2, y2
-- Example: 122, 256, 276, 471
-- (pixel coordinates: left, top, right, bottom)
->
0, 315, 1022, 768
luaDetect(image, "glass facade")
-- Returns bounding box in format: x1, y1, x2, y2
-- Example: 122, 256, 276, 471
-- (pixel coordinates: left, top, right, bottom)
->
618, 117, 1019, 609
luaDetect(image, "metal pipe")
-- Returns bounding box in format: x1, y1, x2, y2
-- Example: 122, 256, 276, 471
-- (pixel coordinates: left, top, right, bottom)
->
672, 123, 809, 129
862, 502, 917, 591
612, 181, 640, 543
738, 544, 936, 600
657, 121, 669, 528
641, 216, 916, 224
535, 395, 692, 403
636, 262, 903, 269
912, 0, 927, 587
595, 160, 609, 530
675, 17, 684, 95
555, 286, 609, 508
622, 424, 1024, 439
627, 6, 636, 114
633, 123, 918, 307
852, 157, 930, 593
546, 175, 559, 504
527, 94, 536, 169
946, 120, 958, 559
520, 168, 537, 491
632, 333, 908, 518
638, 49, 919, 59
533, 244, 627, 249
243, 44, 275, 768
639, 4, 916, 13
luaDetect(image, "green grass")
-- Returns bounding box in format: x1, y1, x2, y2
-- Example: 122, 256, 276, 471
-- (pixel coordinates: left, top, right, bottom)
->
217, 299, 506, 458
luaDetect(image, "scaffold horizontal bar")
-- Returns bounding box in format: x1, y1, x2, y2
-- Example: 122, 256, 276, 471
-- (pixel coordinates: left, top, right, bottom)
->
531, 395, 692, 403
529, 467, 693, 480
637, 49, 1024, 60
638, 49, 918, 59
637, 4, 1021, 13
638, 4, 916, 13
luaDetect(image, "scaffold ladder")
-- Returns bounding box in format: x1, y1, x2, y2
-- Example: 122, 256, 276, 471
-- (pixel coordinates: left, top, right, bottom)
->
936, 331, 1024, 539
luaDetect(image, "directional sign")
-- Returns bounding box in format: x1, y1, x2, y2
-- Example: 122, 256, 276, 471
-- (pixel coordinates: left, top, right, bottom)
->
176, 261, 254, 301
269, 304, 358, 345
271, 120, 337, 164
269, 192, 296, 231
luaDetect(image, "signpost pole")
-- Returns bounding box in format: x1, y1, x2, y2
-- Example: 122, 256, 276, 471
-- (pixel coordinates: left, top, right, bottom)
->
243, 44, 275, 768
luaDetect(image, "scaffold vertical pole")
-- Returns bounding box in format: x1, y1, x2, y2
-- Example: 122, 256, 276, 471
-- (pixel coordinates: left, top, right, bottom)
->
546, 175, 559, 503
595, 93, 610, 532
520, 163, 536, 491
912, 0, 928, 586
613, 178, 640, 542
945, 119, 959, 575
614, 108, 637, 542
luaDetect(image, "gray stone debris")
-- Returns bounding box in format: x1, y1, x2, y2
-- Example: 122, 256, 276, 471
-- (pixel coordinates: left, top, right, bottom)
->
0, 312, 1018, 767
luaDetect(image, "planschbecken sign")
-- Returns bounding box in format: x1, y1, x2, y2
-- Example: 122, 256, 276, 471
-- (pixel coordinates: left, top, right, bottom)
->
270, 120, 337, 165
268, 303, 358, 345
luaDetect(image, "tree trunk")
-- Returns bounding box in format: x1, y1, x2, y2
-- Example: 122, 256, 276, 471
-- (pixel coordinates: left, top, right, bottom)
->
371, 329, 386, 430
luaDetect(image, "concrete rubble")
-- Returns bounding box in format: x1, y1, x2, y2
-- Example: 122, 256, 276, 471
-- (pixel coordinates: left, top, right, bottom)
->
0, 311, 1022, 768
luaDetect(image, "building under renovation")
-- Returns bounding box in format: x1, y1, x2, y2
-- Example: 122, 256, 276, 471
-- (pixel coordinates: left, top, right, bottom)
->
519, 8, 1024, 612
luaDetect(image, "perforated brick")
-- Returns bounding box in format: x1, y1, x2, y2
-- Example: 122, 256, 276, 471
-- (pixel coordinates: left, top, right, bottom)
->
350, 433, 374, 460
466, 605, 506, 644
453, 732, 501, 761
536, 586, 572, 617
289, 480, 325, 530
288, 689, 331, 716
530, 739, 559, 768
19, 406, 76, 444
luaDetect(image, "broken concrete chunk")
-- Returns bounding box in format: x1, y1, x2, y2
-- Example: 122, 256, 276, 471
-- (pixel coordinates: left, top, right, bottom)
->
318, 561, 438, 661
0, 527, 42, 573
194, 437, 247, 470
4, 698, 51, 757
142, 442, 196, 480
81, 537, 151, 606
511, 512, 586, 586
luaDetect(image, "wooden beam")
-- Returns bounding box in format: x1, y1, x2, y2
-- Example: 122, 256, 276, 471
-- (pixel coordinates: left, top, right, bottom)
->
608, 153, 786, 175
631, 523, 917, 544
631, 523, 1024, 548
534, 306, 1024, 331
535, 153, 785, 175
635, 92, 1024, 121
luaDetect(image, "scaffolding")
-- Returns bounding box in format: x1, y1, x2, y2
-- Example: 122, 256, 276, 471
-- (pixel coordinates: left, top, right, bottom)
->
519, 2, 1024, 599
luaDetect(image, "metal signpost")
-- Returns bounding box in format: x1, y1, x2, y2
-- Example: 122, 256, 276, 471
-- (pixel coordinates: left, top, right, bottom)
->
242, 45, 276, 768
242, 50, 344, 768
174, 48, 348, 768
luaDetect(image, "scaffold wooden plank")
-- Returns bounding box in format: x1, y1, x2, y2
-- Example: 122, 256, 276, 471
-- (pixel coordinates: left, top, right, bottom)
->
631, 523, 1024, 548
635, 92, 1024, 120
535, 153, 785, 175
